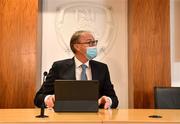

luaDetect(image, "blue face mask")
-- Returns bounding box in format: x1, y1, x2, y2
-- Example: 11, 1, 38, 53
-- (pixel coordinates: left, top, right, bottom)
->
86, 47, 97, 60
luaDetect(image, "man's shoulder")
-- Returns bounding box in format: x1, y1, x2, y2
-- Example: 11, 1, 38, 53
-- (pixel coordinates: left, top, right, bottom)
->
90, 60, 107, 67
53, 58, 74, 65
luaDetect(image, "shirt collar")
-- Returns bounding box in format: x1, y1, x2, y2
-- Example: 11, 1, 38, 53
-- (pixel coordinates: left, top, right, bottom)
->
74, 56, 89, 68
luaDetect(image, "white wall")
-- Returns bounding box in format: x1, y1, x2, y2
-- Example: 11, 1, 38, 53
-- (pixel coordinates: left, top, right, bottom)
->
171, 0, 180, 87
41, 0, 128, 108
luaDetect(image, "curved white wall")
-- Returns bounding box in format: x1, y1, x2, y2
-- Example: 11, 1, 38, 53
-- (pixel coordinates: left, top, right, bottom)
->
171, 0, 180, 87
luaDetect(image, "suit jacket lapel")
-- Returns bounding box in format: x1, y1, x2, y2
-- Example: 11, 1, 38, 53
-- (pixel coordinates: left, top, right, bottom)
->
90, 60, 97, 80
62, 58, 76, 80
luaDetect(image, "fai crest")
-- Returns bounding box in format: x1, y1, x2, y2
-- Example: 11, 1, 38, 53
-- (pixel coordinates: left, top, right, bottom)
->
55, 2, 117, 59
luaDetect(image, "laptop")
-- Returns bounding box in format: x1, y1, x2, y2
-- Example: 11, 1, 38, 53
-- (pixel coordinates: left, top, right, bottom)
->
54, 80, 99, 112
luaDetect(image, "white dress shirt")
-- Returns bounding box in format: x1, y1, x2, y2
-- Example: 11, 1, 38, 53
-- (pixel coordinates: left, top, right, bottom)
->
74, 57, 92, 80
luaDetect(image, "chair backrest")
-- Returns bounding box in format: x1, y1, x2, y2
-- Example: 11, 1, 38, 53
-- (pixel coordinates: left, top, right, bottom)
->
154, 87, 180, 109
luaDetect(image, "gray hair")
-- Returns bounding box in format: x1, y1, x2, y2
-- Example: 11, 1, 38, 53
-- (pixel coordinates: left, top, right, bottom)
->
70, 30, 91, 53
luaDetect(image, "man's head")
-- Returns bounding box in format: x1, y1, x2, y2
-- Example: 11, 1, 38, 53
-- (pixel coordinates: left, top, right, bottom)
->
70, 30, 98, 63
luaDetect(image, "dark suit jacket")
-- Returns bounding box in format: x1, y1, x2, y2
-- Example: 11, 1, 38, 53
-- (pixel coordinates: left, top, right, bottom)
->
34, 58, 119, 108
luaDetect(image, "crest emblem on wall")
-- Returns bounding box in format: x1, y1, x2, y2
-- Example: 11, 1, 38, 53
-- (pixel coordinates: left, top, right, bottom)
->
55, 2, 117, 59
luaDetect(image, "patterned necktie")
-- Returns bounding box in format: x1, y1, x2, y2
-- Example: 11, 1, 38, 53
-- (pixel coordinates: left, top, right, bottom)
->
81, 64, 87, 80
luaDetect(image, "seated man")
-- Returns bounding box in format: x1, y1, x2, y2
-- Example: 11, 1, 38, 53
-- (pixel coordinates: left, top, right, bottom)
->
34, 30, 119, 109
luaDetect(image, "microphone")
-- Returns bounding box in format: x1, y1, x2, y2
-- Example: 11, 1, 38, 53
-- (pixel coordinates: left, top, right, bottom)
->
36, 71, 49, 118
43, 71, 48, 82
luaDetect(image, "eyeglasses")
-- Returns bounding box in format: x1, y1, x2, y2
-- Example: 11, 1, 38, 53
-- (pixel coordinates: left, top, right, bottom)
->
75, 40, 98, 47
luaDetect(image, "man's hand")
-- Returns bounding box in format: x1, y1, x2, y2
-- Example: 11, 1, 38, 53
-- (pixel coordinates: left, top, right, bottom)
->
44, 95, 55, 108
98, 96, 112, 109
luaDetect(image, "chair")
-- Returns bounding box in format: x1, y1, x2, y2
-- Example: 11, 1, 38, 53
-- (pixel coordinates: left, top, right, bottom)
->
154, 87, 180, 109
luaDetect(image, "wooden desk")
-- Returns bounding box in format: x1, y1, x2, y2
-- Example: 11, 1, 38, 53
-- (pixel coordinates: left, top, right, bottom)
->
0, 109, 180, 124
99, 109, 180, 124
0, 109, 101, 124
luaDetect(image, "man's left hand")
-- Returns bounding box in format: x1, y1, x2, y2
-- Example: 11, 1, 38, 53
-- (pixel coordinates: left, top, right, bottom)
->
98, 96, 112, 109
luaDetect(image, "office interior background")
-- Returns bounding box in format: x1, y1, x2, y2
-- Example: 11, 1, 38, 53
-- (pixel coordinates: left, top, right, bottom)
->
0, 0, 179, 109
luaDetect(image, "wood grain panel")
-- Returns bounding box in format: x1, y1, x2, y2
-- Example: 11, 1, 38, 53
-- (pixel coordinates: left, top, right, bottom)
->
128, 0, 171, 108
0, 0, 38, 108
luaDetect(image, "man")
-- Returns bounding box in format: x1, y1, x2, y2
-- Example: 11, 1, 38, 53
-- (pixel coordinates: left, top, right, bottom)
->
34, 30, 119, 109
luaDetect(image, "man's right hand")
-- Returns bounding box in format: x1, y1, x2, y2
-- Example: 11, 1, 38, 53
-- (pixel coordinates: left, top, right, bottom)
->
44, 95, 55, 108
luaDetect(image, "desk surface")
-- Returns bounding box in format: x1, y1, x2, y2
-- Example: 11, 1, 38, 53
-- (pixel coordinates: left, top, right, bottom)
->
0, 109, 180, 123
